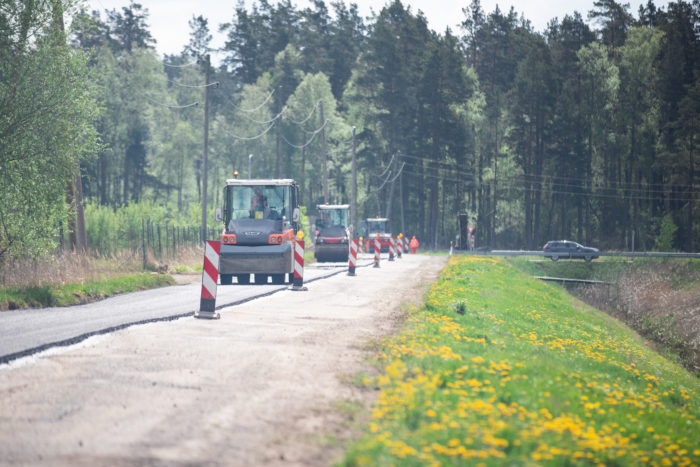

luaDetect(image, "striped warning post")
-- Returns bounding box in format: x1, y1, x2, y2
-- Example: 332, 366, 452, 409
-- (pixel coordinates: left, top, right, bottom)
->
404, 236, 409, 254
388, 236, 395, 261
397, 234, 403, 258
373, 235, 380, 268
348, 239, 358, 276
290, 239, 307, 291
195, 240, 220, 319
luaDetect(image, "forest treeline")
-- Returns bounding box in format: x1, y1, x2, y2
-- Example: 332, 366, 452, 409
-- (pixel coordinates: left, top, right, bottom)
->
0, 0, 698, 261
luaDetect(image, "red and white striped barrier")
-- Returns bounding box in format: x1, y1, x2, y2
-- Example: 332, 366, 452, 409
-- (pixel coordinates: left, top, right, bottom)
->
373, 235, 380, 268
397, 235, 403, 258
291, 239, 307, 291
404, 236, 409, 254
348, 239, 358, 276
196, 240, 220, 319
389, 236, 395, 261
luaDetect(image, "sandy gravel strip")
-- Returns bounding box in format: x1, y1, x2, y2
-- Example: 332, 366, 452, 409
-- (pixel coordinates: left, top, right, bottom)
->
0, 254, 446, 466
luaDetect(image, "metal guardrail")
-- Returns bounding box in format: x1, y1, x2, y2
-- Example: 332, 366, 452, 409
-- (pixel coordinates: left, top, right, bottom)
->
534, 276, 612, 285
456, 250, 700, 259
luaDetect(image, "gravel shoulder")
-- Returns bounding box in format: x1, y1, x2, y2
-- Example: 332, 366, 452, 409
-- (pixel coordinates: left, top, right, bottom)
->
0, 254, 446, 466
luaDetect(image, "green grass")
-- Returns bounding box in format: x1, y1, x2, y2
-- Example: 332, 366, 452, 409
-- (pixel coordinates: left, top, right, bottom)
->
0, 273, 175, 310
341, 256, 700, 466
509, 256, 700, 289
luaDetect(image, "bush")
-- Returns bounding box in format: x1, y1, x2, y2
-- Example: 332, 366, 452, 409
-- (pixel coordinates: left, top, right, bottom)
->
655, 213, 677, 251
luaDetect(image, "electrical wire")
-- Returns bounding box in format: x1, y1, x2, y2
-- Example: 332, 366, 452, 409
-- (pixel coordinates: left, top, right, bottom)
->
236, 106, 286, 125
162, 61, 199, 68
280, 119, 328, 149
399, 151, 697, 192
373, 153, 396, 179
387, 162, 406, 183
216, 120, 277, 141
399, 152, 700, 195
401, 160, 698, 202
217, 87, 276, 113
134, 91, 199, 109
168, 79, 219, 88
285, 100, 320, 126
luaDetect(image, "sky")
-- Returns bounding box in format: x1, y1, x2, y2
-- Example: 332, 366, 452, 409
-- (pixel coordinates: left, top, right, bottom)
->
84, 0, 671, 58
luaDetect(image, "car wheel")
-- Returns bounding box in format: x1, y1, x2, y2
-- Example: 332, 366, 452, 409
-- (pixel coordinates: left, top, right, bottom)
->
236, 274, 250, 285
254, 274, 268, 285
584, 255, 592, 262
220, 274, 233, 285
551, 255, 559, 262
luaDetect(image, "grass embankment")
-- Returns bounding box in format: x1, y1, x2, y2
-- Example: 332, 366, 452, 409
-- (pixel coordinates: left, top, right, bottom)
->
509, 257, 700, 375
508, 256, 700, 287
343, 256, 700, 466
0, 273, 175, 310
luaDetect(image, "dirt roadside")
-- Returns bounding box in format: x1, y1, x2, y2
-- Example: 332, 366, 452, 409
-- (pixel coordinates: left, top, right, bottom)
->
0, 254, 446, 466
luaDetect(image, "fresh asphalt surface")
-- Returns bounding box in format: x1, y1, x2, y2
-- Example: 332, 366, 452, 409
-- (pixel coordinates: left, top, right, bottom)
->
0, 257, 375, 364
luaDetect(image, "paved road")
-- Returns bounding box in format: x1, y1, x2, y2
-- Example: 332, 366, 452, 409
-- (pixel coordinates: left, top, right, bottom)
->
0, 254, 442, 466
0, 258, 377, 364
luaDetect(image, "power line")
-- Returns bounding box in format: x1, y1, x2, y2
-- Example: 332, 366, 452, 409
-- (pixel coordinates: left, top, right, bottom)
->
399, 152, 700, 195
280, 119, 328, 149
387, 162, 406, 184
134, 91, 199, 109
162, 61, 199, 69
401, 160, 698, 203
216, 86, 276, 113
399, 151, 696, 192
285, 100, 320, 126
168, 79, 219, 88
216, 120, 277, 141
236, 106, 286, 125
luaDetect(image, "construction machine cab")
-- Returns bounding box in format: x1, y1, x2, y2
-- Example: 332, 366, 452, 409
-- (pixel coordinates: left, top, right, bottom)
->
314, 204, 350, 262
216, 179, 300, 285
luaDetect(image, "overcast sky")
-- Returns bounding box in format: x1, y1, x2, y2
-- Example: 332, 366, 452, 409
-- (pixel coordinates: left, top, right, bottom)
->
85, 0, 671, 58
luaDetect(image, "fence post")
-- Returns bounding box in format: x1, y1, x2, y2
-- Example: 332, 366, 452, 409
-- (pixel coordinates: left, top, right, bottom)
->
141, 219, 147, 270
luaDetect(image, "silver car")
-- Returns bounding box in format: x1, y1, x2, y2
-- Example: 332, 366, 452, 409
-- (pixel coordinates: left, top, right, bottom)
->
543, 240, 600, 262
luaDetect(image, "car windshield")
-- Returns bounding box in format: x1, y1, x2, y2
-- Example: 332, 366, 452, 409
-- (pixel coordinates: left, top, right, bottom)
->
316, 208, 348, 229
227, 185, 290, 221
367, 220, 387, 234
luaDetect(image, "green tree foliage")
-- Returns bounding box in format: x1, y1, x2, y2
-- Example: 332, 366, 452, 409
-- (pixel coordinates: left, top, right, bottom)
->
7, 0, 698, 260
0, 0, 99, 261
105, 1, 155, 52
183, 15, 212, 59
655, 213, 678, 251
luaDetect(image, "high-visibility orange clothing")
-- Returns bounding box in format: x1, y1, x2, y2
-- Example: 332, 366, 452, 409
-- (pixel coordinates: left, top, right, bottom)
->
410, 236, 419, 253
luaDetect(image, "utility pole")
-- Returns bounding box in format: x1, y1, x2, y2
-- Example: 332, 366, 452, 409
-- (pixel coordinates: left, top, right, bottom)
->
351, 126, 357, 237
201, 53, 210, 243
320, 100, 328, 204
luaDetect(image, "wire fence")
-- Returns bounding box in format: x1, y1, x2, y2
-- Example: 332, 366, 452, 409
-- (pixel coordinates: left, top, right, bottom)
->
137, 220, 219, 260
60, 219, 220, 268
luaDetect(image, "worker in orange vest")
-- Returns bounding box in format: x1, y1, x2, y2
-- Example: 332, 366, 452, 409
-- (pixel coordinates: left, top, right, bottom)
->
410, 235, 419, 254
